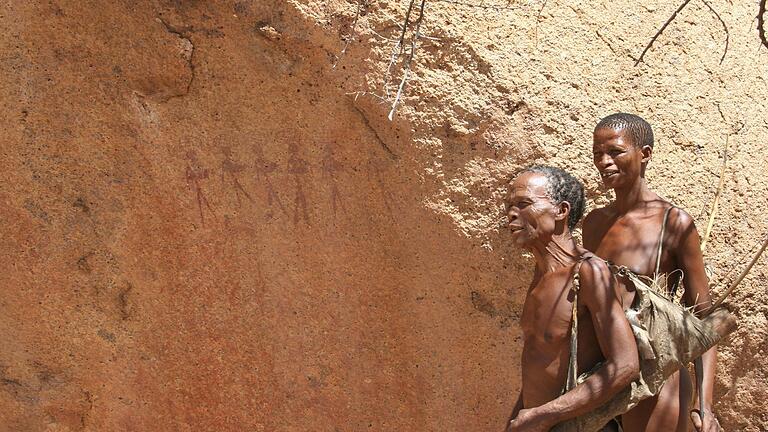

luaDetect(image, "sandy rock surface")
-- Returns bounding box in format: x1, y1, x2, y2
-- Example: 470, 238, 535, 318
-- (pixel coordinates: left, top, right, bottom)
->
1, 0, 766, 430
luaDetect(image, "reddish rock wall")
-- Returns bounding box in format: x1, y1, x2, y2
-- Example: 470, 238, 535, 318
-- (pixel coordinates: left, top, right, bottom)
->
0, 1, 766, 431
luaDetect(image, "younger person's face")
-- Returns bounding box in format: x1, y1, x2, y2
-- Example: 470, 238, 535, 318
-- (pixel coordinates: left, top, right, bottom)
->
506, 172, 559, 248
592, 127, 648, 189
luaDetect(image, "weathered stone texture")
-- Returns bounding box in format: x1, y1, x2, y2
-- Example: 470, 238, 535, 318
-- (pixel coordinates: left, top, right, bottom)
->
0, 0, 766, 431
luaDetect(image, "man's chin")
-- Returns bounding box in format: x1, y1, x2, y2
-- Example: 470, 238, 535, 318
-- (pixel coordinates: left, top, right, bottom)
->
510, 233, 533, 248
601, 173, 627, 189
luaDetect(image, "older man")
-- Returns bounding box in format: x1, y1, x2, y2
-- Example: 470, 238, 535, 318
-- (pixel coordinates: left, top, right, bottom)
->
505, 166, 639, 432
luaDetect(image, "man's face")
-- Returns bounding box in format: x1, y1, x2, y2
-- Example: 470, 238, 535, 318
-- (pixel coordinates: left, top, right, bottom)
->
592, 127, 647, 189
505, 172, 559, 248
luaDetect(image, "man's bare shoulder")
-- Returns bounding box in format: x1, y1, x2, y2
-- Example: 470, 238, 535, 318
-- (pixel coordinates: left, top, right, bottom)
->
577, 256, 615, 307
584, 205, 614, 222
577, 256, 611, 287
649, 200, 697, 237
582, 206, 615, 250
667, 205, 695, 229
583, 206, 616, 231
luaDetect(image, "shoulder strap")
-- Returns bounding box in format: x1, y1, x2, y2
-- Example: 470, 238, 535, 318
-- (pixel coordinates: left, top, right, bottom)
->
565, 256, 591, 393
654, 206, 675, 278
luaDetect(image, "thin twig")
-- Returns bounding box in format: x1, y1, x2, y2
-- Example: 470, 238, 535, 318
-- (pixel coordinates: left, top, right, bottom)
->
397, 0, 417, 55
712, 234, 762, 291
701, 136, 728, 253
634, 0, 694, 66
346, 91, 390, 104
384, 0, 416, 98
708, 232, 768, 312
333, 1, 363, 69
370, 28, 399, 42
389, 0, 426, 121
702, 0, 729, 64
759, 0, 768, 50
431, 0, 521, 11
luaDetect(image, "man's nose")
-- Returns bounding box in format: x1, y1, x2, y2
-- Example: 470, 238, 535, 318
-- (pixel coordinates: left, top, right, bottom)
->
595, 154, 612, 169
507, 208, 518, 221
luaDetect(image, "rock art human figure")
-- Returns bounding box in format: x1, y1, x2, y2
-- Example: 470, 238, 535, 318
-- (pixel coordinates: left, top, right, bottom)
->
321, 142, 345, 216
185, 151, 216, 224
287, 141, 310, 226
253, 145, 286, 217
220, 146, 254, 207
583, 113, 720, 432
504, 166, 639, 432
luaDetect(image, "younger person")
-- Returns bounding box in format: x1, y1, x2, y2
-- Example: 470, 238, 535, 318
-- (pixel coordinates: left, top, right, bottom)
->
583, 113, 720, 432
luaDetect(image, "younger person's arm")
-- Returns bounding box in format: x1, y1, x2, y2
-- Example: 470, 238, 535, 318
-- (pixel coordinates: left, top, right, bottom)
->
672, 209, 719, 432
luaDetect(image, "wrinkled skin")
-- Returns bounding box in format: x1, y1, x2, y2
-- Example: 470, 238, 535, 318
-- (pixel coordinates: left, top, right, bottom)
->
504, 172, 639, 432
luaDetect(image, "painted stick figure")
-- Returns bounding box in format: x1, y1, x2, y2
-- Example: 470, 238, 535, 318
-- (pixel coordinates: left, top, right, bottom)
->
253, 146, 286, 216
220, 146, 254, 207
287, 141, 310, 226
322, 142, 345, 216
185, 151, 216, 224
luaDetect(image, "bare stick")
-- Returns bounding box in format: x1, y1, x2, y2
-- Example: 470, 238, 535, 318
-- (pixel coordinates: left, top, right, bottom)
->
709, 233, 768, 312
384, 0, 416, 98
333, 1, 363, 69
388, 0, 426, 121
396, 0, 417, 55
702, 0, 729, 64
759, 0, 768, 50
634, 0, 694, 66
430, 0, 521, 11
701, 136, 729, 253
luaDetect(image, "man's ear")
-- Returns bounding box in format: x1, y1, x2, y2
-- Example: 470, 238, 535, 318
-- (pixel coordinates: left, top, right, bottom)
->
555, 201, 571, 225
641, 145, 653, 164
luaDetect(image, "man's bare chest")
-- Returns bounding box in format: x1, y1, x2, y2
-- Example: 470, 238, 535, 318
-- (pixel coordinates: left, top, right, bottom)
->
594, 216, 666, 276
520, 274, 575, 349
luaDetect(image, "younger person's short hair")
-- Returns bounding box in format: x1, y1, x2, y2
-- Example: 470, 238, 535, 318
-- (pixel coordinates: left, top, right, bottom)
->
595, 113, 654, 149
521, 165, 585, 230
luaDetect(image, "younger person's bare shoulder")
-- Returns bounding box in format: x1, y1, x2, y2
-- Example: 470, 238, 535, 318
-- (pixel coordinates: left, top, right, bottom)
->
583, 205, 616, 228
663, 204, 698, 246
582, 206, 615, 250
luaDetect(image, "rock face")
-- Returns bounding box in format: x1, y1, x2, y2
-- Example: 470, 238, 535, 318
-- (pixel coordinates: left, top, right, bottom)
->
0, 0, 766, 431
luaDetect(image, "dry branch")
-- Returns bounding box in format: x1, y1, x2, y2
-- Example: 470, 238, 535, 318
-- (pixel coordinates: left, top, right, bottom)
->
759, 0, 768, 50
702, 0, 729, 64
431, 0, 521, 11
389, 0, 427, 120
384, 0, 417, 99
700, 136, 728, 253
634, 0, 694, 66
333, 1, 364, 68
396, 0, 418, 55
709, 233, 768, 311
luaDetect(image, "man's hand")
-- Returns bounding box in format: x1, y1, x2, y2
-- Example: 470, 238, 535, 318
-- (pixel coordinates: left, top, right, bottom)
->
690, 408, 723, 432
506, 408, 553, 432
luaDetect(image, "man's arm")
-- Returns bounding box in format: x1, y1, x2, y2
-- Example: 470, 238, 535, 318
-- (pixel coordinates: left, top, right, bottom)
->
508, 259, 639, 431
672, 209, 719, 432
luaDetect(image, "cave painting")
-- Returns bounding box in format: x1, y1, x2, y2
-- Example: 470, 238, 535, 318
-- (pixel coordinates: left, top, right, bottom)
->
185, 151, 216, 224
287, 141, 310, 226
321, 142, 345, 216
220, 146, 254, 207
253, 145, 286, 217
